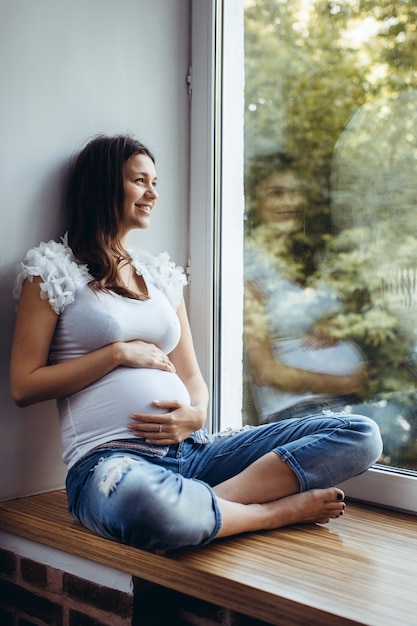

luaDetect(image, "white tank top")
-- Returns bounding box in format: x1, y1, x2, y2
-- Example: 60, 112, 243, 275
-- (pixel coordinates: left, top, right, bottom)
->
14, 236, 198, 468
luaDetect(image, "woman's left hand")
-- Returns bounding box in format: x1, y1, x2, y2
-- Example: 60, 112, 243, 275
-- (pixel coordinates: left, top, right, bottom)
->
127, 400, 204, 445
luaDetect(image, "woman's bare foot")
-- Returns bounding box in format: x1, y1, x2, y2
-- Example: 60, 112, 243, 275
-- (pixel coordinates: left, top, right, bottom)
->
216, 487, 346, 538
261, 487, 346, 529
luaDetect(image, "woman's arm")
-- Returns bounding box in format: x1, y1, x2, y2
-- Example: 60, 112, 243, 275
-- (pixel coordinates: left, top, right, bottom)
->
10, 277, 118, 406
127, 298, 209, 444
245, 329, 368, 396
169, 298, 209, 423
10, 277, 176, 407
244, 281, 368, 398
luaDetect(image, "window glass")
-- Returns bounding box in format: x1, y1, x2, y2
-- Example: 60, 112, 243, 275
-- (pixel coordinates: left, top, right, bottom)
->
243, 0, 417, 472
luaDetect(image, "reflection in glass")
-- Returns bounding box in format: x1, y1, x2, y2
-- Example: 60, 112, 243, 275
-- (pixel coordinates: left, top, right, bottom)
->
243, 0, 417, 471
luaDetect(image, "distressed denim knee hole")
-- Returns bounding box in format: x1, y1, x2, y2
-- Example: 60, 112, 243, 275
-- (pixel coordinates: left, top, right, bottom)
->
95, 456, 135, 497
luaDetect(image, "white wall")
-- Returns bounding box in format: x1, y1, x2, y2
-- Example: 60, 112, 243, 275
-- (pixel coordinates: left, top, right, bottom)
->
0, 0, 190, 500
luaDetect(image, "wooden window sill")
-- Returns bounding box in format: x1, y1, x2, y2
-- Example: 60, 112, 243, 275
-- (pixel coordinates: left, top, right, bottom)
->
0, 490, 416, 625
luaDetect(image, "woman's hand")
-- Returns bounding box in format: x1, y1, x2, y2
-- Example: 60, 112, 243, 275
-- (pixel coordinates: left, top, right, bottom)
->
113, 340, 176, 373
127, 298, 209, 445
127, 400, 205, 445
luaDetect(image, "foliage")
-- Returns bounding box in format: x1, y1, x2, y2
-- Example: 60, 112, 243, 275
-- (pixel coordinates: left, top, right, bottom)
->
244, 0, 417, 226
312, 227, 416, 395
244, 0, 417, 467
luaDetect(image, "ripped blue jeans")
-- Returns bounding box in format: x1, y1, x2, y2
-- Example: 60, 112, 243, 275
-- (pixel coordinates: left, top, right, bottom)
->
66, 414, 382, 552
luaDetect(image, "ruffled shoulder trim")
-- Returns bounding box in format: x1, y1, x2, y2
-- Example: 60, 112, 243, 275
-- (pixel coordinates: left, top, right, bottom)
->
13, 234, 90, 314
128, 247, 187, 309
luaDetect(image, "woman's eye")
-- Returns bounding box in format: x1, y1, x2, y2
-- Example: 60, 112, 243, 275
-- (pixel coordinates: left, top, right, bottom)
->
135, 177, 144, 183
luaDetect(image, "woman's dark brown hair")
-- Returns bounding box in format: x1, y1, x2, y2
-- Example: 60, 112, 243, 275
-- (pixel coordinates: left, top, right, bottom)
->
66, 134, 155, 300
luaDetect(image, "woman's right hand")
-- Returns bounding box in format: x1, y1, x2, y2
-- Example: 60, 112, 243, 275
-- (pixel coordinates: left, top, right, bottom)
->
113, 340, 176, 373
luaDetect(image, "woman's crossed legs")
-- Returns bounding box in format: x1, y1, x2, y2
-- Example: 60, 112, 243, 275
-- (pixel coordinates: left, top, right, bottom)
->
68, 413, 382, 550
189, 413, 382, 538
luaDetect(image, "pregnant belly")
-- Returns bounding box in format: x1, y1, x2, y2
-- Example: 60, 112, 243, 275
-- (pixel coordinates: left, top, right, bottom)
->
61, 367, 191, 443
104, 367, 191, 415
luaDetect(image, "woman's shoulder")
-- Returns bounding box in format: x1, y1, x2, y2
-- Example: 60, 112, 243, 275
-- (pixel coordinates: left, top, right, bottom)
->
13, 234, 90, 314
129, 247, 187, 309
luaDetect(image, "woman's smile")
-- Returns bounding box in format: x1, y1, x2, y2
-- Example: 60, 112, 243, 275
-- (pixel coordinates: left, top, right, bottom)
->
121, 153, 158, 238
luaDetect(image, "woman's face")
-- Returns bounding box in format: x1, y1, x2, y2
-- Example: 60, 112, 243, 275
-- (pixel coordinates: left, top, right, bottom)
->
120, 153, 158, 238
256, 170, 305, 226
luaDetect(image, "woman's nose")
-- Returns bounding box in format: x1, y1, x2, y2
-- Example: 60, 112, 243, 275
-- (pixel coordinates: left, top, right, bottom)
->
283, 190, 302, 206
146, 186, 159, 199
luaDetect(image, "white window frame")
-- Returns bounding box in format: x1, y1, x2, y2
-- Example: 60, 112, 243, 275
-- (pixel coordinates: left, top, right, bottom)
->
188, 0, 217, 433
189, 0, 417, 515
189, 0, 244, 433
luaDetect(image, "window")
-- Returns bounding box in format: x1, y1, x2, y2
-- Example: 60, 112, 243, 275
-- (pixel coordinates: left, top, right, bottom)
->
242, 0, 417, 511
190, 0, 417, 513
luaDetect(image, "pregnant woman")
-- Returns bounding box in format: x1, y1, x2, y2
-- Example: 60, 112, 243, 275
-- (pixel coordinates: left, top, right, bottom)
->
10, 135, 382, 552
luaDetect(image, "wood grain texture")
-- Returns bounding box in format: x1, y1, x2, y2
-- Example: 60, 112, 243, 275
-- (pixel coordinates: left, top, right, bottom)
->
0, 490, 416, 625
